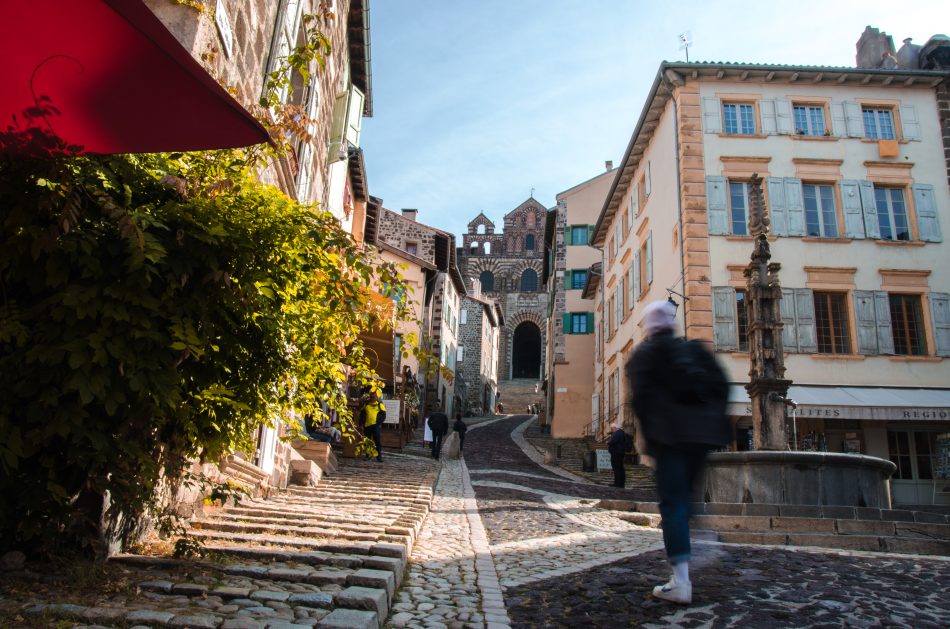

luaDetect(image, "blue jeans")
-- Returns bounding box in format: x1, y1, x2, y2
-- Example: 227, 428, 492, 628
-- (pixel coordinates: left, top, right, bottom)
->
654, 444, 708, 564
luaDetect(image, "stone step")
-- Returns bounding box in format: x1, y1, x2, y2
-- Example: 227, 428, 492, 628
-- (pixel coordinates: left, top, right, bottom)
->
199, 544, 407, 578
186, 529, 408, 562
190, 518, 385, 542
220, 506, 401, 527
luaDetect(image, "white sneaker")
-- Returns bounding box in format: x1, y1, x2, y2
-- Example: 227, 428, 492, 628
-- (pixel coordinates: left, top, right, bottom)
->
652, 578, 692, 604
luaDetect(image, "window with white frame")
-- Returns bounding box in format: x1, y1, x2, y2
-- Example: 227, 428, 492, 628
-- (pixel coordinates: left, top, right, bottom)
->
457, 346, 464, 362
888, 430, 937, 480
862, 106, 896, 140
793, 104, 826, 136
722, 102, 756, 135
874, 186, 910, 241
729, 181, 750, 236
802, 183, 838, 238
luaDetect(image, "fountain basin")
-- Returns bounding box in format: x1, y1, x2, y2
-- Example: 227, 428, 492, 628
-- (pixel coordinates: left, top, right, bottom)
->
703, 451, 896, 508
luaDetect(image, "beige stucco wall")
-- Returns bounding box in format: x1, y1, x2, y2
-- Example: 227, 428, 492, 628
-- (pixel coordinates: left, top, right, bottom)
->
699, 80, 950, 388
552, 169, 616, 437
379, 249, 426, 378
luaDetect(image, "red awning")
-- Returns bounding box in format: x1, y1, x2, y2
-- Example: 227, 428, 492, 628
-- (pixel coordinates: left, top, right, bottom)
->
0, 0, 270, 157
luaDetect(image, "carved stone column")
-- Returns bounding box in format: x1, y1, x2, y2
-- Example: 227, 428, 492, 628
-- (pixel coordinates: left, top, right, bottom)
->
743, 174, 792, 450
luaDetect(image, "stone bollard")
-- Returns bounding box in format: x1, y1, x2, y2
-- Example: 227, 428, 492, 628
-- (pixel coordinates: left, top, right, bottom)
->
443, 432, 461, 459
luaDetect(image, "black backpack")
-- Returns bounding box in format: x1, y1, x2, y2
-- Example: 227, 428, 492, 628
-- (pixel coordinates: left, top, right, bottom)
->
668, 339, 728, 406
623, 432, 634, 453
376, 407, 386, 423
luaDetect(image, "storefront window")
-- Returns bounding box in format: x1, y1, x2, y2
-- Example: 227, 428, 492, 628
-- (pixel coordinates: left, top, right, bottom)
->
888, 430, 937, 480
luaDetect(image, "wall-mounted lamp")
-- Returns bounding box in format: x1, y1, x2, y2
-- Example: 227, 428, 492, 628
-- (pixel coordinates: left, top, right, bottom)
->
666, 288, 688, 313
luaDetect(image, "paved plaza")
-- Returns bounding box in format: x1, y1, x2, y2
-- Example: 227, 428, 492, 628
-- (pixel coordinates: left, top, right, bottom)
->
396, 415, 950, 629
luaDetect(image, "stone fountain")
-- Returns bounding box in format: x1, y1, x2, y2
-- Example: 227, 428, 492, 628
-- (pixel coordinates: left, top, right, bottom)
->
702, 175, 896, 508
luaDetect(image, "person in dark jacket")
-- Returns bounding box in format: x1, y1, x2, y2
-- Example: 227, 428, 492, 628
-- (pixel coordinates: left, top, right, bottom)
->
453, 413, 468, 454
427, 403, 449, 459
627, 300, 730, 605
606, 422, 629, 488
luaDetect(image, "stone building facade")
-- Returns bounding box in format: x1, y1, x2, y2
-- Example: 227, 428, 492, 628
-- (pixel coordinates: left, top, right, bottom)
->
457, 289, 504, 414
376, 208, 467, 416
458, 198, 550, 381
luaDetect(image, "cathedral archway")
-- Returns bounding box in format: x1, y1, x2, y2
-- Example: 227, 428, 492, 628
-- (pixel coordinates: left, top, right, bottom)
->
511, 321, 541, 379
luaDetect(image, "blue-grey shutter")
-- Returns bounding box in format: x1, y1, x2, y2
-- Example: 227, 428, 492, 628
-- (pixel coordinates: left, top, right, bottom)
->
781, 288, 798, 351
784, 178, 806, 236
587, 225, 594, 245
795, 288, 817, 353
840, 180, 866, 239
844, 101, 864, 137
706, 176, 729, 235
760, 99, 777, 135
645, 161, 652, 197
899, 104, 920, 141
564, 226, 573, 246
713, 287, 738, 351
874, 291, 895, 355
702, 97, 722, 134
859, 180, 882, 239
830, 102, 847, 137
929, 292, 950, 357
775, 99, 794, 135
645, 232, 653, 285
767, 177, 788, 236
912, 184, 942, 242
586, 313, 595, 334
854, 291, 879, 354
633, 250, 641, 301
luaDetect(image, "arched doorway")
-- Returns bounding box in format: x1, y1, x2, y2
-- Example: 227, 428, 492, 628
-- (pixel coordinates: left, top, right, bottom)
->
511, 321, 541, 379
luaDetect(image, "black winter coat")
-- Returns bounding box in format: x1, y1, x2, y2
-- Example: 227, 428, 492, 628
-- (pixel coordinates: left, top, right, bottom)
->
627, 330, 731, 453
607, 429, 629, 456
427, 412, 449, 435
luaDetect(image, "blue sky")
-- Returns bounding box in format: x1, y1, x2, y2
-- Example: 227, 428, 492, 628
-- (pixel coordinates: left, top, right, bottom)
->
360, 1, 948, 238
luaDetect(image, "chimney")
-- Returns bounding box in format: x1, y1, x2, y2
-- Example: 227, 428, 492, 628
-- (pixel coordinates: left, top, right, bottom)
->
855, 25, 895, 68
401, 208, 418, 221
605, 160, 613, 171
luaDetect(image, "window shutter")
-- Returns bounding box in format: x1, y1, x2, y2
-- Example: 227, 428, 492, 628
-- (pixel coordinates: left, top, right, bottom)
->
859, 180, 882, 239
702, 97, 722, 133
840, 180, 866, 239
843, 101, 864, 137
633, 250, 641, 301
645, 161, 652, 197
874, 291, 895, 355
631, 184, 640, 216
774, 99, 793, 134
587, 225, 594, 245
760, 99, 777, 135
327, 90, 349, 162
783, 178, 806, 236
830, 102, 847, 137
564, 226, 573, 246
929, 292, 950, 357
712, 287, 738, 351
645, 232, 653, 285
781, 288, 798, 351
899, 104, 920, 141
586, 313, 595, 334
912, 184, 942, 242
767, 177, 788, 236
565, 271, 572, 290
706, 176, 729, 235
345, 85, 365, 148
618, 273, 626, 315
854, 291, 879, 354
627, 265, 635, 308
563, 312, 572, 334
795, 288, 817, 353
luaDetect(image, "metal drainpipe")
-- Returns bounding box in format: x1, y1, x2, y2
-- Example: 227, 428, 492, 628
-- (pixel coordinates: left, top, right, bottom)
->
663, 74, 689, 338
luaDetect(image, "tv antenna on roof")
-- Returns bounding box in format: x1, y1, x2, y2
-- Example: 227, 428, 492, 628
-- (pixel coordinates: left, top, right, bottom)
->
678, 32, 692, 62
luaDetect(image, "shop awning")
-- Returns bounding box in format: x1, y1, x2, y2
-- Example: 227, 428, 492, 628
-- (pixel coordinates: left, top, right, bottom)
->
728, 385, 950, 422
1, 0, 270, 157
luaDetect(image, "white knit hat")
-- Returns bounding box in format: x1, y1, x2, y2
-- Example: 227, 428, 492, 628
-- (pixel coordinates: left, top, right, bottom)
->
643, 299, 677, 336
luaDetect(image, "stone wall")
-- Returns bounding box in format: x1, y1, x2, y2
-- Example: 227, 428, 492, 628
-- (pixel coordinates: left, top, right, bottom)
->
378, 209, 442, 260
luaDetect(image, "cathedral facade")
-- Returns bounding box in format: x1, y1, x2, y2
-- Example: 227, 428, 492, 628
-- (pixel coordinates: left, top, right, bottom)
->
458, 198, 549, 382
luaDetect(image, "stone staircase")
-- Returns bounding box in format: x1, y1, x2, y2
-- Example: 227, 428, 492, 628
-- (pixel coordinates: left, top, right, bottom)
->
600, 499, 950, 556
498, 378, 543, 414
25, 456, 439, 629
523, 420, 657, 490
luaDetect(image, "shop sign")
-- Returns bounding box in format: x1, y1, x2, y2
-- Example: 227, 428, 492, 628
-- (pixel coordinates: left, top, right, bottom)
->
729, 404, 950, 422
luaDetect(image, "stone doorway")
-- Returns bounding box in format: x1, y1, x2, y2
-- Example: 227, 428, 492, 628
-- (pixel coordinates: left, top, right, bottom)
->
511, 321, 541, 379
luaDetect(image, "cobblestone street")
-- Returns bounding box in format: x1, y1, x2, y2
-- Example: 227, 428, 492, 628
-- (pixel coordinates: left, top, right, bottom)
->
396, 414, 950, 629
